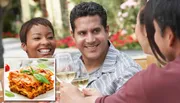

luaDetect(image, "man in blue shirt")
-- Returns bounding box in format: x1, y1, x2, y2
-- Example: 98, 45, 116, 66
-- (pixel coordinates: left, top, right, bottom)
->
59, 1, 141, 95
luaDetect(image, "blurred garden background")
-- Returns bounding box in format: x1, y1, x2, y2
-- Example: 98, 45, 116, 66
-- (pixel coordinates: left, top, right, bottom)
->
0, 0, 144, 67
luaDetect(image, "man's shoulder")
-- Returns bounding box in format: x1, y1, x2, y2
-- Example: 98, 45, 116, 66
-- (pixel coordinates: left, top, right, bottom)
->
107, 50, 141, 75
108, 44, 133, 60
115, 51, 137, 65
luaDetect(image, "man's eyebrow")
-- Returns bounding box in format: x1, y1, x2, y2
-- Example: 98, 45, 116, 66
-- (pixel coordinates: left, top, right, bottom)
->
77, 30, 86, 33
46, 31, 53, 35
93, 27, 101, 30
32, 33, 41, 35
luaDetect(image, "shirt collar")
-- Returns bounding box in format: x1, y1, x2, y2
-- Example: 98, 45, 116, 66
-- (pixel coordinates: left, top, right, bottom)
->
76, 41, 118, 73
101, 41, 118, 73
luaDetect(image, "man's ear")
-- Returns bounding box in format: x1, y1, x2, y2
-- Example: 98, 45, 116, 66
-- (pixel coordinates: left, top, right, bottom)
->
105, 25, 109, 36
71, 30, 75, 38
165, 27, 175, 47
21, 43, 27, 52
105, 25, 109, 33
70, 30, 76, 44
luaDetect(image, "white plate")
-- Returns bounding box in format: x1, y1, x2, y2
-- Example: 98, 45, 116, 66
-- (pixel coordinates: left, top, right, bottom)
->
4, 58, 55, 102
4, 71, 55, 102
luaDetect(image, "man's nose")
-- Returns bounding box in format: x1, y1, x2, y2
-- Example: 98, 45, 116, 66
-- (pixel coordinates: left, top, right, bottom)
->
85, 33, 95, 43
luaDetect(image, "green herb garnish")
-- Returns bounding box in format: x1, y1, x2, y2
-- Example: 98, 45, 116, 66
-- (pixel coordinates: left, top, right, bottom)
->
30, 66, 36, 74
37, 63, 48, 69
20, 70, 31, 74
38, 59, 48, 61
5, 90, 15, 97
33, 74, 50, 84
21, 66, 50, 84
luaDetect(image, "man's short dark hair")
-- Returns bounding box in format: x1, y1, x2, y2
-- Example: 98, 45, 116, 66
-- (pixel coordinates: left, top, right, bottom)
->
70, 2, 107, 33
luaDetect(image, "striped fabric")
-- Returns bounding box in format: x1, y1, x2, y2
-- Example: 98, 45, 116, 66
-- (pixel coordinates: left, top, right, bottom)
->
72, 42, 142, 95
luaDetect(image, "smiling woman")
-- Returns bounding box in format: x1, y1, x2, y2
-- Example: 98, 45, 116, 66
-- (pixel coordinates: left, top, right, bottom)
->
19, 17, 56, 58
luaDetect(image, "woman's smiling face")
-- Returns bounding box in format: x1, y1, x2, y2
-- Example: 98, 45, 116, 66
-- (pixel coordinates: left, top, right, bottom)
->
21, 24, 56, 58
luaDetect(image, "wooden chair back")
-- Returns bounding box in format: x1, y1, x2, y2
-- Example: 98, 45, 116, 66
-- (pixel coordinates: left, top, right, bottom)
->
134, 55, 158, 70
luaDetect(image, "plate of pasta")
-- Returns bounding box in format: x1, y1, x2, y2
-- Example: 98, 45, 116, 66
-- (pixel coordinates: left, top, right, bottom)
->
4, 58, 55, 102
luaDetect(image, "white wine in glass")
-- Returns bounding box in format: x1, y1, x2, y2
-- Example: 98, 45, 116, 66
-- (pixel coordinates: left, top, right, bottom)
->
56, 71, 76, 83
71, 77, 89, 90
72, 66, 89, 91
55, 53, 76, 83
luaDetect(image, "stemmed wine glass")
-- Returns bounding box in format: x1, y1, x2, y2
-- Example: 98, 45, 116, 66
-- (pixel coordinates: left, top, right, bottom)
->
71, 64, 89, 91
55, 53, 76, 83
55, 53, 76, 95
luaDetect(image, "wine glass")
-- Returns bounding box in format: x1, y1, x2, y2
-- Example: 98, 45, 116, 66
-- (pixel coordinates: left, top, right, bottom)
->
71, 65, 89, 91
54, 53, 76, 102
55, 53, 76, 83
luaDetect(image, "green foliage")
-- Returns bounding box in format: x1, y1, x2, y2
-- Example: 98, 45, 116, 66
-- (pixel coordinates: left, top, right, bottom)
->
3, 0, 22, 34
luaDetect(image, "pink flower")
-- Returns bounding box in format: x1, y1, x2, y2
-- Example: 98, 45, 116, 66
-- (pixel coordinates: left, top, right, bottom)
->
120, 0, 138, 9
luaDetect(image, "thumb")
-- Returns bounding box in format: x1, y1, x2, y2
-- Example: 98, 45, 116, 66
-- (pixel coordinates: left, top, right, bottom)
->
82, 88, 96, 96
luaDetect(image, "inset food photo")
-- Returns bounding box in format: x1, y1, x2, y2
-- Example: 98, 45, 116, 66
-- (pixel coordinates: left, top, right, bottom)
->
4, 58, 55, 102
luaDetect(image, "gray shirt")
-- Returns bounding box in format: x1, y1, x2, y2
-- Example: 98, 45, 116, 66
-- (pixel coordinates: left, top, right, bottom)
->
72, 42, 141, 95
